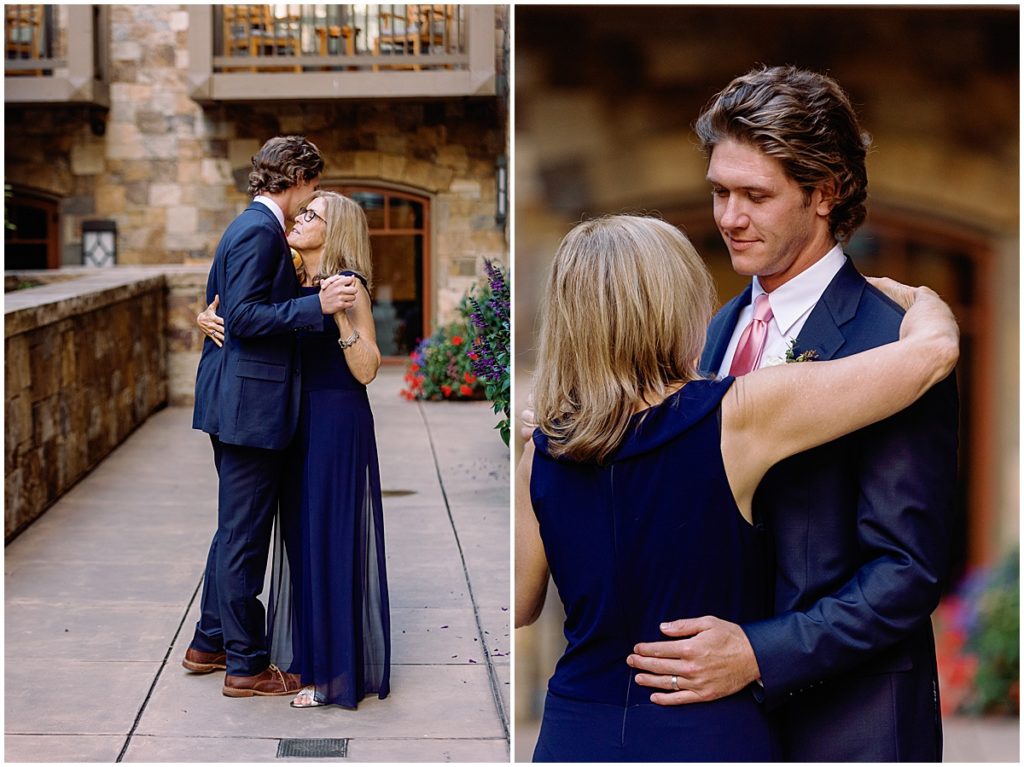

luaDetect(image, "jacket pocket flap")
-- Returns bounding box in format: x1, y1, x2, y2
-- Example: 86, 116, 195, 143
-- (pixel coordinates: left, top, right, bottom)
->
236, 359, 286, 382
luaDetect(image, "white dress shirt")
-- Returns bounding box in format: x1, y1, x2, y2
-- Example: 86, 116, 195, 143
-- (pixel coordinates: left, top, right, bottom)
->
717, 245, 847, 376
253, 195, 286, 232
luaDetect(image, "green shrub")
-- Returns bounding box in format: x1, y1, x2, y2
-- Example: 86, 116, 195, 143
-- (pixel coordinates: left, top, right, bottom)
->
962, 547, 1020, 715
462, 261, 510, 445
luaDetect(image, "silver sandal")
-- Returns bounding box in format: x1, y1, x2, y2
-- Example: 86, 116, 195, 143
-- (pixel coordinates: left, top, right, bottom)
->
290, 686, 326, 708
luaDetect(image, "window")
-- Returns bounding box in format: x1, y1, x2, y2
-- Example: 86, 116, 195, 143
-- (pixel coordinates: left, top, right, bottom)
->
333, 185, 430, 357
4, 190, 59, 270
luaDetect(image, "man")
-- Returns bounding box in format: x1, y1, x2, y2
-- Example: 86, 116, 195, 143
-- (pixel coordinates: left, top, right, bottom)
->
627, 66, 959, 761
184, 136, 358, 697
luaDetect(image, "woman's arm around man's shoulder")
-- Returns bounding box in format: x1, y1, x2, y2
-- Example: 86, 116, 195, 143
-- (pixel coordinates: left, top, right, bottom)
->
721, 280, 959, 518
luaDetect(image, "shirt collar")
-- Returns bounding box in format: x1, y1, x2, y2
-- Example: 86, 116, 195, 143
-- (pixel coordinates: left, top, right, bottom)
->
752, 244, 847, 336
253, 195, 286, 232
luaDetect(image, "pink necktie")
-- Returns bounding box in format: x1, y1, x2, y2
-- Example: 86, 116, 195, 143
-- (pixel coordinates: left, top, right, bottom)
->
729, 293, 774, 376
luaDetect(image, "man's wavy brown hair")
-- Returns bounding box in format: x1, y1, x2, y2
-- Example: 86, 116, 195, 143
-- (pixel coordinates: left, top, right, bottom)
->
247, 135, 325, 197
695, 65, 871, 243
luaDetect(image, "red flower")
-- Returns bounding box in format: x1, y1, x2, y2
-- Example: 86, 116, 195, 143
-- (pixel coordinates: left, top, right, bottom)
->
464, 372, 476, 384
459, 384, 473, 396
441, 384, 453, 397
451, 335, 463, 346
468, 352, 478, 361
409, 363, 419, 373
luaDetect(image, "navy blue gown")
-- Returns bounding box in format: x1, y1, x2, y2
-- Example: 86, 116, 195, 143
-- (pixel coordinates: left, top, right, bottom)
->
530, 378, 776, 762
268, 285, 390, 708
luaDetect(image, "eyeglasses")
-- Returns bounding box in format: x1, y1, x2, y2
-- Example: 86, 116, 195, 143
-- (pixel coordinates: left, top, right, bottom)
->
298, 208, 326, 225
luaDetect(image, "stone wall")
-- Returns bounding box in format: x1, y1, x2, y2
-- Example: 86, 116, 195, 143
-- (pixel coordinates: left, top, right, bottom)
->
4, 266, 209, 540
230, 99, 508, 323
4, 4, 508, 329
163, 266, 213, 407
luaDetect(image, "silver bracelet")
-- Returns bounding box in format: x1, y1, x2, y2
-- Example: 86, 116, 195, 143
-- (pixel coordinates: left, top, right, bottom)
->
338, 329, 360, 350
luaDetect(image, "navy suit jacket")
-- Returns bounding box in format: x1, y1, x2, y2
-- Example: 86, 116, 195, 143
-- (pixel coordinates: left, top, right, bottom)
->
700, 258, 958, 762
192, 203, 323, 450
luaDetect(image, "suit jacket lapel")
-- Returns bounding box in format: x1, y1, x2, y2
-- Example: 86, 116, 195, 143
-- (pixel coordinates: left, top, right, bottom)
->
793, 257, 865, 361
700, 284, 752, 376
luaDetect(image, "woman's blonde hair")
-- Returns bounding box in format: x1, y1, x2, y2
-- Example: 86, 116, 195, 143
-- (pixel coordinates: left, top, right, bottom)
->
533, 215, 716, 464
306, 190, 374, 288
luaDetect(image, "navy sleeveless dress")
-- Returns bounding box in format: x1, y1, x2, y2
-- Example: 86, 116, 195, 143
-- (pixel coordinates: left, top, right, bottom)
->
268, 285, 390, 708
530, 377, 776, 761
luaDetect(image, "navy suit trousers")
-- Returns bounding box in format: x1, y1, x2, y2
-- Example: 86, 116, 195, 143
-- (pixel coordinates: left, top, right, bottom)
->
191, 436, 286, 676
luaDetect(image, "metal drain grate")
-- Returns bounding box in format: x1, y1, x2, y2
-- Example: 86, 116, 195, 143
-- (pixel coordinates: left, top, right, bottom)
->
276, 738, 349, 759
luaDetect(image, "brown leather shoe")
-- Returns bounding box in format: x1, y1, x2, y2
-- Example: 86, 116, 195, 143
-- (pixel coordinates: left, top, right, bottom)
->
182, 646, 227, 673
222, 664, 302, 698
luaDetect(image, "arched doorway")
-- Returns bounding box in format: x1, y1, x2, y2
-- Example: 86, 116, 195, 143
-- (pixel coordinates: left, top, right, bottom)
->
329, 185, 430, 358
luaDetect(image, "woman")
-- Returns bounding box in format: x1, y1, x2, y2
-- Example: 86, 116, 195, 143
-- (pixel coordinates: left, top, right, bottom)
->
199, 190, 390, 709
515, 215, 959, 761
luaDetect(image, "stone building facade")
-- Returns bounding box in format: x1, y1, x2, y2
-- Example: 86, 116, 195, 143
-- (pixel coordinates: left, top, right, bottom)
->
5, 4, 509, 538
6, 4, 509, 335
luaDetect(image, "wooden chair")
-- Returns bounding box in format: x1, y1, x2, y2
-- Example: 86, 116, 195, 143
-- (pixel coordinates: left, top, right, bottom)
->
5, 4, 45, 76
315, 23, 357, 70
222, 4, 301, 73
373, 5, 456, 72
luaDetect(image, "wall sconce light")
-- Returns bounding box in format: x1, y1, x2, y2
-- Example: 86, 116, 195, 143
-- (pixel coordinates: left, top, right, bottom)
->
82, 219, 117, 267
495, 154, 508, 227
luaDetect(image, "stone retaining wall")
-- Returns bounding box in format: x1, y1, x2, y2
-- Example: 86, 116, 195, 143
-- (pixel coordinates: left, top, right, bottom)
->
163, 267, 211, 408
4, 266, 209, 539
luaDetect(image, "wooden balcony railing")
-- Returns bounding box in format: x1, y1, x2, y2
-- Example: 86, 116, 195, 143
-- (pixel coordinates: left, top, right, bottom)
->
190, 4, 496, 101
5, 4, 52, 74
5, 5, 496, 105
215, 4, 468, 72
4, 4, 109, 106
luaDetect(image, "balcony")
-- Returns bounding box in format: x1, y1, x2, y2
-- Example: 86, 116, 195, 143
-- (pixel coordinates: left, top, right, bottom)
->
188, 4, 497, 102
3, 4, 109, 107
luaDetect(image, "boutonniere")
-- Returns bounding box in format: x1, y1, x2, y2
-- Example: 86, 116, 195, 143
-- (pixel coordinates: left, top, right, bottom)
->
785, 338, 819, 363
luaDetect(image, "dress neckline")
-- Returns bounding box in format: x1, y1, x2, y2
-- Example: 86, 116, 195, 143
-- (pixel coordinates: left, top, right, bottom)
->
533, 377, 735, 464
629, 382, 689, 419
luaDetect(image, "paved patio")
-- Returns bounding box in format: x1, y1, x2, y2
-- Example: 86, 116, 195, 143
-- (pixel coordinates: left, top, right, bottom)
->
5, 367, 510, 763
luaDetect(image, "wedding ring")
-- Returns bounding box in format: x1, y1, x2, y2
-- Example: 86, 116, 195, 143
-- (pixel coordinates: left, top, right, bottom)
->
671, 675, 679, 691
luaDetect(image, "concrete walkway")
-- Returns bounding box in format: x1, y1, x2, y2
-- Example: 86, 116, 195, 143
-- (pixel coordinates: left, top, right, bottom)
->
5, 367, 510, 763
